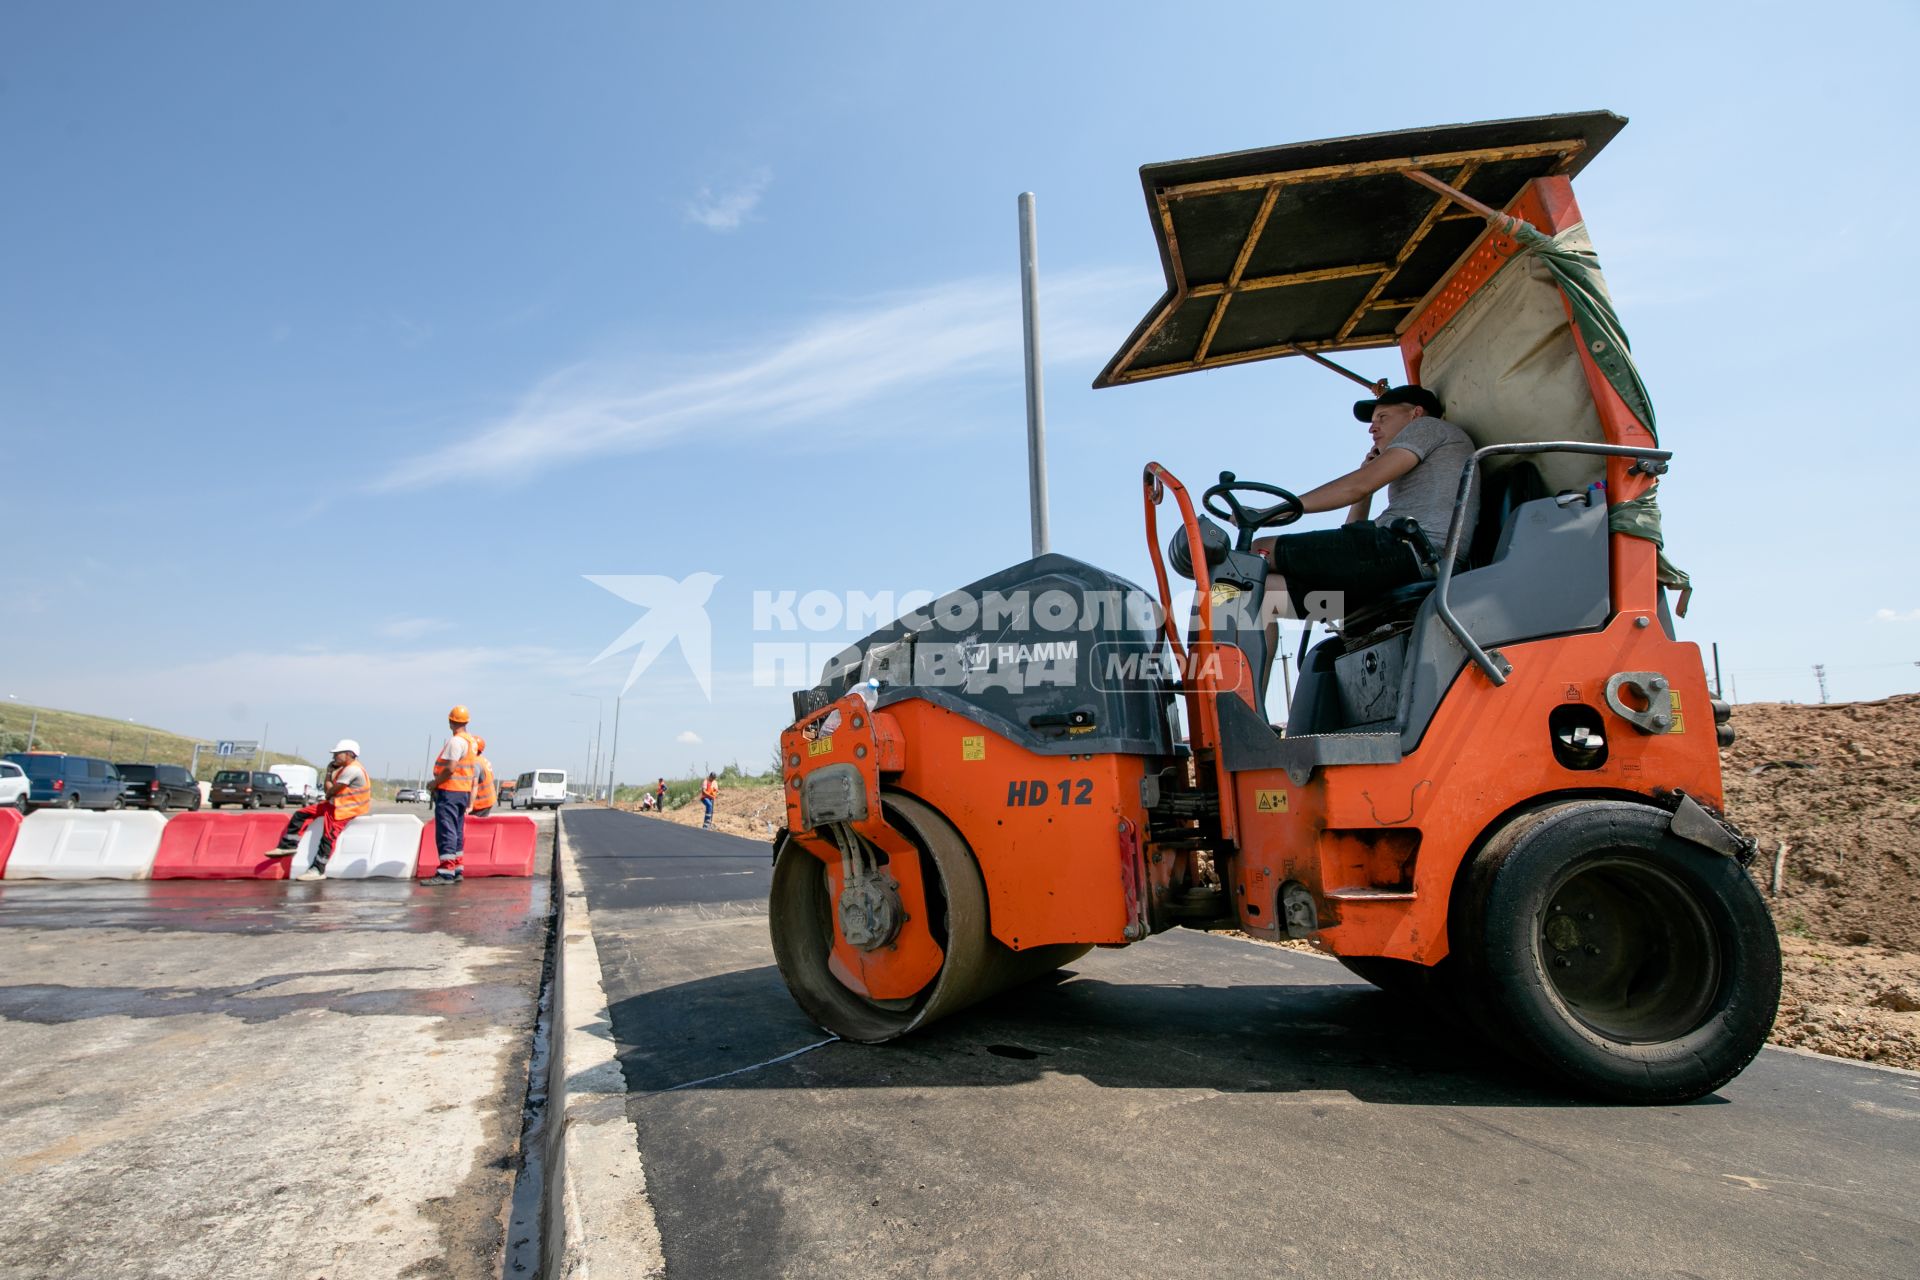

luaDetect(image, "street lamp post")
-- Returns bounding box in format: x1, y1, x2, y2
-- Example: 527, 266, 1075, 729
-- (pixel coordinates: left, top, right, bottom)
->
567, 693, 606, 801
605, 696, 622, 807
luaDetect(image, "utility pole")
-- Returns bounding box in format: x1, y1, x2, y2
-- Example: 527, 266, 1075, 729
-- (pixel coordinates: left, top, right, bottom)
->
1018, 191, 1050, 558
141, 730, 152, 762
1710, 643, 1723, 699
605, 696, 622, 807
1278, 652, 1295, 720
1814, 664, 1830, 704
25, 710, 36, 753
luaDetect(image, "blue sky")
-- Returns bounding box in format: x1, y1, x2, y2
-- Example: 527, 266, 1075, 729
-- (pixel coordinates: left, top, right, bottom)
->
3, 2, 1916, 783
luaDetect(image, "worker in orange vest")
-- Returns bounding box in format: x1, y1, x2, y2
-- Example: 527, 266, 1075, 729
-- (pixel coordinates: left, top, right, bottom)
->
425, 705, 479, 885
701, 772, 719, 829
270, 739, 372, 880
469, 736, 497, 818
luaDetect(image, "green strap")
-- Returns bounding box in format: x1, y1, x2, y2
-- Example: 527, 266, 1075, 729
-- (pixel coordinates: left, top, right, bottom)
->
1512, 222, 1658, 444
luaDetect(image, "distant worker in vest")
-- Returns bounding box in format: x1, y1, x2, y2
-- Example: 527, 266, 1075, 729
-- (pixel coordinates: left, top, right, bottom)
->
426, 705, 479, 885
700, 772, 718, 829
270, 739, 372, 881
655, 777, 667, 813
468, 736, 497, 819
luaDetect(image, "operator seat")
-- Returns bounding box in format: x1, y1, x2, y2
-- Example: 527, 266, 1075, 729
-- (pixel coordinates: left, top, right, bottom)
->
1335, 461, 1549, 638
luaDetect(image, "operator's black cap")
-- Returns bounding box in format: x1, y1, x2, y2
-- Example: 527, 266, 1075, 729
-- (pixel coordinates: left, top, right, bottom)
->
1353, 384, 1444, 422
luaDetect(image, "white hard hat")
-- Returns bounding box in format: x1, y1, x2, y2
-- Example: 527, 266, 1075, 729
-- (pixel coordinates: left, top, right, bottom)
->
332, 739, 361, 756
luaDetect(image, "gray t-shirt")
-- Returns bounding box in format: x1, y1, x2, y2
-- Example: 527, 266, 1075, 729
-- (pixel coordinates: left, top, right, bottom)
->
1373, 416, 1475, 561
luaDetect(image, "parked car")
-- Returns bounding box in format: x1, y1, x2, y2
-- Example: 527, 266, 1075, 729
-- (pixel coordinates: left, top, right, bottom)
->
270, 764, 321, 805
3, 753, 124, 810
395, 787, 427, 803
115, 763, 202, 811
209, 769, 289, 809
0, 760, 29, 813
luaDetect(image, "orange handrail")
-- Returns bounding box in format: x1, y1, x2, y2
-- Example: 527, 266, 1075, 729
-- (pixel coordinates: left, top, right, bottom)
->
1140, 462, 1238, 844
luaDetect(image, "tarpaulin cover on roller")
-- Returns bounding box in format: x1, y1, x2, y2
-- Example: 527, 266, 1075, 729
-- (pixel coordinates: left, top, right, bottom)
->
151, 811, 296, 880
4, 810, 167, 880
415, 815, 540, 878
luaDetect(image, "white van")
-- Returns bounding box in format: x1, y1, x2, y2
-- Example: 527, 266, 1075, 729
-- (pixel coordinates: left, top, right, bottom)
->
271, 764, 321, 805
513, 769, 567, 810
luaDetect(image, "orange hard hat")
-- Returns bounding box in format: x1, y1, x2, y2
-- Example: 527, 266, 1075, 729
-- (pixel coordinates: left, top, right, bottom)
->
448, 705, 471, 724
474, 736, 487, 753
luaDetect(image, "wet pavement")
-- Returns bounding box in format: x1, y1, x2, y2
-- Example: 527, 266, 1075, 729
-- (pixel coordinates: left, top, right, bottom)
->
0, 829, 554, 1279
568, 807, 1920, 1280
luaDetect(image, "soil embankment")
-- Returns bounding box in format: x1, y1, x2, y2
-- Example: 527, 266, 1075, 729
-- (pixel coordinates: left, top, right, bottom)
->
1724, 695, 1920, 1068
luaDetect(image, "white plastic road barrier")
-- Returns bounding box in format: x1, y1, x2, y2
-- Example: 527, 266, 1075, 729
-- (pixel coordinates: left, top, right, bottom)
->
4, 810, 168, 880
289, 814, 425, 879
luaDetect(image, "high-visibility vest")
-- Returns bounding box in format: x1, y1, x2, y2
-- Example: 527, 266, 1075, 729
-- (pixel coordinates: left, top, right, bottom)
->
331, 763, 372, 821
435, 731, 478, 793
472, 757, 496, 810
701, 778, 718, 801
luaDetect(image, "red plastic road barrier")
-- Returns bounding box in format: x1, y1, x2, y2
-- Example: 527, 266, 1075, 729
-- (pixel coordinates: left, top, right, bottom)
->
151, 811, 297, 880
415, 814, 539, 878
0, 808, 21, 877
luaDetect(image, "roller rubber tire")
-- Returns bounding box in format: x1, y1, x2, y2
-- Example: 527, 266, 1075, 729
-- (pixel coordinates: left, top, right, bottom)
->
770, 792, 1090, 1044
1459, 801, 1780, 1104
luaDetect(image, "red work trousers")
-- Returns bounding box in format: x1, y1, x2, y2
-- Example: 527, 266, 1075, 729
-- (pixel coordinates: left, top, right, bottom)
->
289, 804, 351, 863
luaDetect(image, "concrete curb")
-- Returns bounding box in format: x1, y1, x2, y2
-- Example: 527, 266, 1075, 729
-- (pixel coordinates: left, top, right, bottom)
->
553, 813, 665, 1278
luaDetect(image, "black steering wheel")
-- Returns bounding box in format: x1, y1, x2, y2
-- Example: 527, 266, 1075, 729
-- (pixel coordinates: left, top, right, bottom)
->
1202, 471, 1304, 550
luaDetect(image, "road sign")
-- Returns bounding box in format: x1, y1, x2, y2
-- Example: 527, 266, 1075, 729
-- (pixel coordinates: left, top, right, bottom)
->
216, 740, 259, 757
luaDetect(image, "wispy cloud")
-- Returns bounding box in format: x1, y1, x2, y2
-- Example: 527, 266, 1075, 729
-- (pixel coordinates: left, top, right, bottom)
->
372, 267, 1149, 492
685, 167, 772, 232
1873, 607, 1920, 622
675, 730, 703, 745
378, 617, 452, 641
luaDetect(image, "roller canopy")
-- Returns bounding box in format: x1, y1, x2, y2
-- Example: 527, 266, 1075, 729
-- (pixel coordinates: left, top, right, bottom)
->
1093, 111, 1625, 389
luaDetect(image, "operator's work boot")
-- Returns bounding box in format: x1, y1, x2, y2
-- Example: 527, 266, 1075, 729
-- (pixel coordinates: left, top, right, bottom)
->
268, 818, 303, 856
420, 863, 462, 886
295, 864, 326, 881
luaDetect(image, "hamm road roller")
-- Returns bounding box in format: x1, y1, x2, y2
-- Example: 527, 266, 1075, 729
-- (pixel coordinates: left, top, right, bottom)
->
769, 111, 1779, 1104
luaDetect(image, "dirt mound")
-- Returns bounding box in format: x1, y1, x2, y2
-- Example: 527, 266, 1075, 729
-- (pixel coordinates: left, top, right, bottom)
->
615, 782, 785, 842
1722, 694, 1920, 951
1718, 694, 1920, 1070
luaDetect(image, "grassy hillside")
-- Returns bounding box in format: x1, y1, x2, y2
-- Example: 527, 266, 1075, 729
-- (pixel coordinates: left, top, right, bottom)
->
0, 702, 313, 781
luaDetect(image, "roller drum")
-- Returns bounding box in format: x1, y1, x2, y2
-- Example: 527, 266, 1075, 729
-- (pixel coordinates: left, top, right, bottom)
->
770, 791, 1089, 1043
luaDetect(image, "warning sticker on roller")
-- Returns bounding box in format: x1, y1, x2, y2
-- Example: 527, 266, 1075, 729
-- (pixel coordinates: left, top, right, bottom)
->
1255, 789, 1288, 813
961, 736, 985, 761
808, 737, 834, 756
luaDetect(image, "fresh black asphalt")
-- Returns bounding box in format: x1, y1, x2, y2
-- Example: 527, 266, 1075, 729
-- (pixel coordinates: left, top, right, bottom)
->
565, 807, 1920, 1280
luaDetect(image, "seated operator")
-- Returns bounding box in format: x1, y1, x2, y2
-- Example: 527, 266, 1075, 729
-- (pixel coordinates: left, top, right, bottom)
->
1252, 385, 1474, 619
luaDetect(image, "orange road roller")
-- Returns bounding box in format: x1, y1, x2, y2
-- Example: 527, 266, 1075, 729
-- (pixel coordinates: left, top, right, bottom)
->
770, 110, 1779, 1104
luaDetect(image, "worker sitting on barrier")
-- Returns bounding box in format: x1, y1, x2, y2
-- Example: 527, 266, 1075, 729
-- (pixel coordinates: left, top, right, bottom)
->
469, 737, 497, 819
271, 740, 372, 880
1252, 385, 1474, 619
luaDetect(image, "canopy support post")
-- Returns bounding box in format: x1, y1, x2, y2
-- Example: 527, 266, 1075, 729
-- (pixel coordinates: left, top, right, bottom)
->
1401, 170, 1536, 236
1289, 345, 1388, 396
